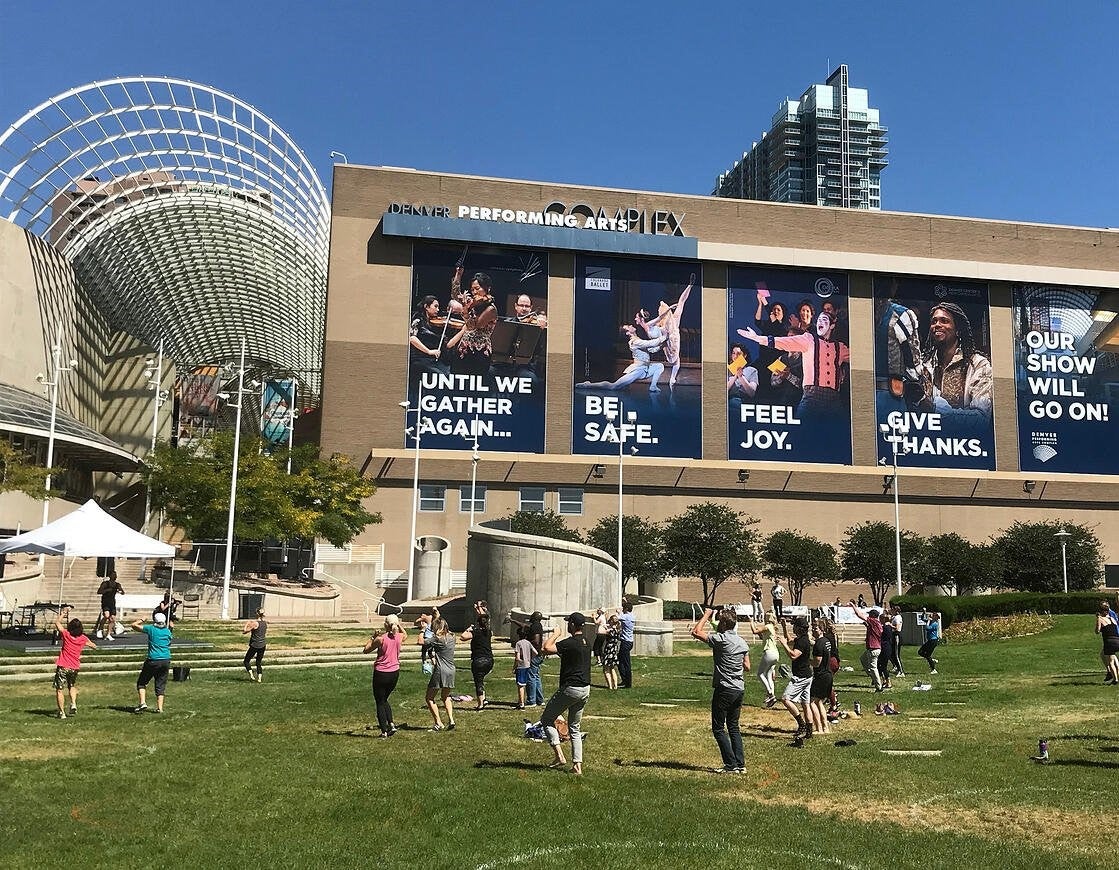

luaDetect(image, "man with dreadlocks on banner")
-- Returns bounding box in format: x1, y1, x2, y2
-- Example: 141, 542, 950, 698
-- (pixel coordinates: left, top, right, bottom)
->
919, 302, 992, 420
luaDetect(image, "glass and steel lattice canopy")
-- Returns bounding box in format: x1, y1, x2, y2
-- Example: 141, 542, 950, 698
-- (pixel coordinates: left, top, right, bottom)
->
0, 77, 330, 396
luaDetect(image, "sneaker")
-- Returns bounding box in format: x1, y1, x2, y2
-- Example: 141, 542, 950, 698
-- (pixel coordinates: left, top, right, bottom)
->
789, 735, 805, 749
69, 705, 77, 715
256, 672, 263, 683
764, 695, 777, 708
387, 726, 398, 736
57, 711, 67, 719
429, 724, 444, 732
792, 722, 807, 738
154, 709, 163, 714
105, 635, 114, 642
134, 704, 148, 714
245, 667, 253, 677
929, 669, 938, 675
734, 767, 746, 774
446, 723, 456, 731
95, 630, 103, 639
896, 672, 906, 678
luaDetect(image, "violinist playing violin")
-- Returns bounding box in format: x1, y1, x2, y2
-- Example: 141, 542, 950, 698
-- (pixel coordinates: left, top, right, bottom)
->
446, 267, 498, 375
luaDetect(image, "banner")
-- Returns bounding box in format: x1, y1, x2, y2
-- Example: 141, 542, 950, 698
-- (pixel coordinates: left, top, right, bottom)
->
174, 365, 220, 449
1013, 284, 1119, 474
728, 266, 851, 464
872, 276, 995, 470
407, 243, 548, 452
573, 256, 702, 458
261, 379, 295, 446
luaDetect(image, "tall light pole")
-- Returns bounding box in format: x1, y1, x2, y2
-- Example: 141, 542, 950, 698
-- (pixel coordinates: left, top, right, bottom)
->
400, 382, 424, 603
219, 338, 247, 620
1055, 529, 1072, 594
36, 327, 78, 530
604, 405, 637, 604
463, 414, 480, 529
879, 420, 911, 599
286, 382, 299, 475
141, 338, 168, 534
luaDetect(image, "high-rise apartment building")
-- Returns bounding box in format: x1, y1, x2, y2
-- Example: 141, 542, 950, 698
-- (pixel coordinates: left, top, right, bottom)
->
713, 65, 888, 209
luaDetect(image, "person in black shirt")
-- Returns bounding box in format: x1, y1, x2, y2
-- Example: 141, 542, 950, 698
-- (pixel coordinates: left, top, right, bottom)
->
539, 612, 592, 775
809, 620, 833, 736
460, 611, 494, 710
777, 617, 814, 748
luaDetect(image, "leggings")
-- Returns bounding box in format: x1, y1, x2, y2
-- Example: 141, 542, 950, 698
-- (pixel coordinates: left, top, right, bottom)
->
918, 638, 939, 667
757, 649, 778, 698
890, 636, 904, 674
372, 669, 399, 734
243, 646, 265, 672
471, 656, 494, 697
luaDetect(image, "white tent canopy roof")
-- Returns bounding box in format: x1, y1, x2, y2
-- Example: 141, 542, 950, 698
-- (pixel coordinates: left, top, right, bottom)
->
0, 499, 175, 558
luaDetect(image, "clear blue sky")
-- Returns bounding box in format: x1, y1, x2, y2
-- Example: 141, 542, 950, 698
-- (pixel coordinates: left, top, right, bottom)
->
2, 1, 1116, 228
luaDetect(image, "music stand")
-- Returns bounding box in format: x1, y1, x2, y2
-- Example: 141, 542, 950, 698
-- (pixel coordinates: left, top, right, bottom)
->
491, 320, 544, 366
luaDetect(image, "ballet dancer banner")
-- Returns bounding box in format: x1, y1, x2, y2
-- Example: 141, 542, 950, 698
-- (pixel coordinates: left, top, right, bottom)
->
1012, 284, 1119, 474
727, 266, 852, 464
406, 242, 549, 453
260, 379, 295, 446
572, 255, 702, 459
872, 275, 995, 470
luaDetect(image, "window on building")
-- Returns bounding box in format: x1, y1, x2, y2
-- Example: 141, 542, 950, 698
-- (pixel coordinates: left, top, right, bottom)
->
519, 487, 546, 513
419, 484, 445, 512
557, 488, 584, 516
459, 484, 486, 514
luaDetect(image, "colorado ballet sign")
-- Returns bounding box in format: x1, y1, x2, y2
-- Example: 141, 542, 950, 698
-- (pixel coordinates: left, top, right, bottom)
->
386, 200, 688, 237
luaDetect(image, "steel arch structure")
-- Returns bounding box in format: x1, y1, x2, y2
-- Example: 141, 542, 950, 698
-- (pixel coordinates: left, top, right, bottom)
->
0, 77, 330, 395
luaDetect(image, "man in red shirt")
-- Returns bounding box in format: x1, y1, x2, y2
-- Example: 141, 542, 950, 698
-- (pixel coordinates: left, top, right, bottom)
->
850, 601, 885, 692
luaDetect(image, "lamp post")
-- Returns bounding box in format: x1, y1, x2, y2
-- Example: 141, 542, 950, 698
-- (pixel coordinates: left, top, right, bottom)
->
463, 415, 480, 529
400, 382, 424, 603
36, 328, 78, 531
604, 405, 637, 604
286, 382, 299, 475
219, 338, 247, 621
141, 338, 168, 536
879, 420, 911, 599
1055, 529, 1072, 594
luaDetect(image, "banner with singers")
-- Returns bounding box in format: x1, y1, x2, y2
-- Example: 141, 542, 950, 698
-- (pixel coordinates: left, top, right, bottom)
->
728, 266, 852, 464
1013, 284, 1119, 474
573, 255, 702, 458
407, 242, 548, 452
872, 276, 995, 470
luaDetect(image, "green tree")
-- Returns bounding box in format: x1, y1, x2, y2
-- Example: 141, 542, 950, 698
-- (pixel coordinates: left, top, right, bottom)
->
761, 530, 839, 606
503, 509, 583, 544
0, 443, 49, 499
925, 533, 1004, 595
585, 515, 664, 595
662, 502, 760, 607
144, 435, 379, 546
841, 521, 928, 605
993, 521, 1102, 592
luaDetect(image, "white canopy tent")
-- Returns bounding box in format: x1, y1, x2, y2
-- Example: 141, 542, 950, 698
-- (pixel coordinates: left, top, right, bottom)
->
0, 500, 175, 605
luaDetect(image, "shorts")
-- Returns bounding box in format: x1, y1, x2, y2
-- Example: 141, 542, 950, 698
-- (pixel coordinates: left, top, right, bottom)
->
137, 659, 171, 695
810, 671, 833, 699
783, 675, 813, 705
53, 667, 79, 690
101, 603, 117, 616
515, 667, 530, 686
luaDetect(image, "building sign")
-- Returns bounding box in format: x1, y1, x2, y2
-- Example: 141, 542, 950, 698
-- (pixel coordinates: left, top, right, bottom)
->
407, 242, 548, 453
573, 255, 702, 459
873, 276, 995, 470
1013, 284, 1119, 474
728, 266, 852, 464
387, 200, 687, 236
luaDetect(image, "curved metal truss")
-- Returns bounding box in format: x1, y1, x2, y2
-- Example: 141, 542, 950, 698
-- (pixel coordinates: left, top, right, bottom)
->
0, 77, 330, 396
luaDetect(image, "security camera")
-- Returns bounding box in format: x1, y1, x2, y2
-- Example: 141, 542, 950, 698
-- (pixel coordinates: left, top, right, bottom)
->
878, 423, 889, 434
878, 457, 888, 466
68, 359, 78, 368
629, 446, 639, 455
398, 400, 410, 409
36, 373, 46, 384
404, 426, 414, 435
216, 391, 230, 401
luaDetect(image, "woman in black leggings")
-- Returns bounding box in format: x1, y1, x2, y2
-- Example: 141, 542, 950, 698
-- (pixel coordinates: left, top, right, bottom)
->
461, 612, 494, 710
364, 615, 406, 738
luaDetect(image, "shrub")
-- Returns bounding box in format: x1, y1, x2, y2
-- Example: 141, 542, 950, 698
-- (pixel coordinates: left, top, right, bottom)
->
662, 600, 697, 620
944, 612, 1054, 644
893, 591, 1104, 627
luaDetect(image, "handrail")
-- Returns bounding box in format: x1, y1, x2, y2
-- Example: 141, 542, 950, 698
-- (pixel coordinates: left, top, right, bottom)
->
305, 567, 386, 622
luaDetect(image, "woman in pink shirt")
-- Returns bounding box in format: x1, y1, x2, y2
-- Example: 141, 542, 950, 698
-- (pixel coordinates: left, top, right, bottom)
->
53, 607, 96, 719
364, 614, 406, 737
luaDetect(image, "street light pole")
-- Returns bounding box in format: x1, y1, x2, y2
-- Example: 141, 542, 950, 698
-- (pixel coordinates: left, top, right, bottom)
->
879, 420, 910, 599
400, 382, 424, 603
142, 337, 167, 536
464, 415, 480, 530
1055, 529, 1072, 594
220, 338, 247, 620
605, 405, 637, 604
37, 327, 77, 530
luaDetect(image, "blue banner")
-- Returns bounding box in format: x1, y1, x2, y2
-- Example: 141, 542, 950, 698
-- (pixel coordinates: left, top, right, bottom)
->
873, 276, 995, 470
260, 379, 295, 446
572, 255, 702, 458
407, 243, 548, 453
728, 266, 851, 464
1013, 284, 1119, 474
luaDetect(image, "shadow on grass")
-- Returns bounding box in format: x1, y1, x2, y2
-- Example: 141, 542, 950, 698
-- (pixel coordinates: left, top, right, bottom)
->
1049, 681, 1111, 687
1093, 746, 1119, 753
27, 709, 63, 718
1054, 733, 1119, 742
612, 758, 711, 772
318, 728, 375, 739
106, 705, 140, 715
1047, 758, 1119, 769
474, 760, 543, 771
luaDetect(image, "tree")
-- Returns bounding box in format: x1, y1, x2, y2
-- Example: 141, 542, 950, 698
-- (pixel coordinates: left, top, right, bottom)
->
762, 530, 839, 606
144, 435, 380, 546
0, 443, 49, 499
662, 502, 760, 607
841, 521, 928, 605
925, 533, 1003, 595
585, 515, 664, 595
503, 509, 583, 544
993, 521, 1102, 592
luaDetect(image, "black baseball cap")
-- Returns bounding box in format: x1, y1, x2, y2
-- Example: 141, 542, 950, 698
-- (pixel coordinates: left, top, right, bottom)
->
567, 612, 586, 628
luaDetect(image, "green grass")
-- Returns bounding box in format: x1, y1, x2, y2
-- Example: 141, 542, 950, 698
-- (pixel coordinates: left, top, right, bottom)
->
1, 615, 1114, 869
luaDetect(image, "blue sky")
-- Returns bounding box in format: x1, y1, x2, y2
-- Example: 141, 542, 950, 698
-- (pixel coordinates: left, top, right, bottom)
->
2, 1, 1116, 228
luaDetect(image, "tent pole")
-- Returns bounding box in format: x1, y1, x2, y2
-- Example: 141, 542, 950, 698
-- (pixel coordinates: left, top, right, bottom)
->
57, 555, 65, 606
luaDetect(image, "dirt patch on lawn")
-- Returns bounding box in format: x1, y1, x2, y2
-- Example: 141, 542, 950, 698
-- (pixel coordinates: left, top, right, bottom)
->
0, 742, 83, 762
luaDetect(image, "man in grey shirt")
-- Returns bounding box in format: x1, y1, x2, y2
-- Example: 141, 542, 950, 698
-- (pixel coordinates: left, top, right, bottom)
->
691, 606, 750, 773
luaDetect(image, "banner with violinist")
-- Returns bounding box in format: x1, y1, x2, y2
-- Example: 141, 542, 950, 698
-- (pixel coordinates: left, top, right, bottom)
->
728, 266, 852, 465
407, 242, 549, 453
573, 255, 703, 459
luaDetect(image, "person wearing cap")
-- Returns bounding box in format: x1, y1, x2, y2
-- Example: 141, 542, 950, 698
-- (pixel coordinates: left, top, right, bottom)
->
131, 611, 174, 714
777, 616, 814, 748
691, 607, 750, 773
509, 610, 546, 705
849, 600, 885, 691
539, 612, 592, 775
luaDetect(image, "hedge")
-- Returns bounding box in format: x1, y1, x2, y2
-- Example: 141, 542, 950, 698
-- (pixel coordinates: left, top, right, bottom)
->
663, 600, 697, 620
892, 591, 1106, 627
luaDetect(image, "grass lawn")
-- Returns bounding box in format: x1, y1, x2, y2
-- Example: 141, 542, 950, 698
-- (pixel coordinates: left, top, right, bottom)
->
1, 615, 1114, 869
